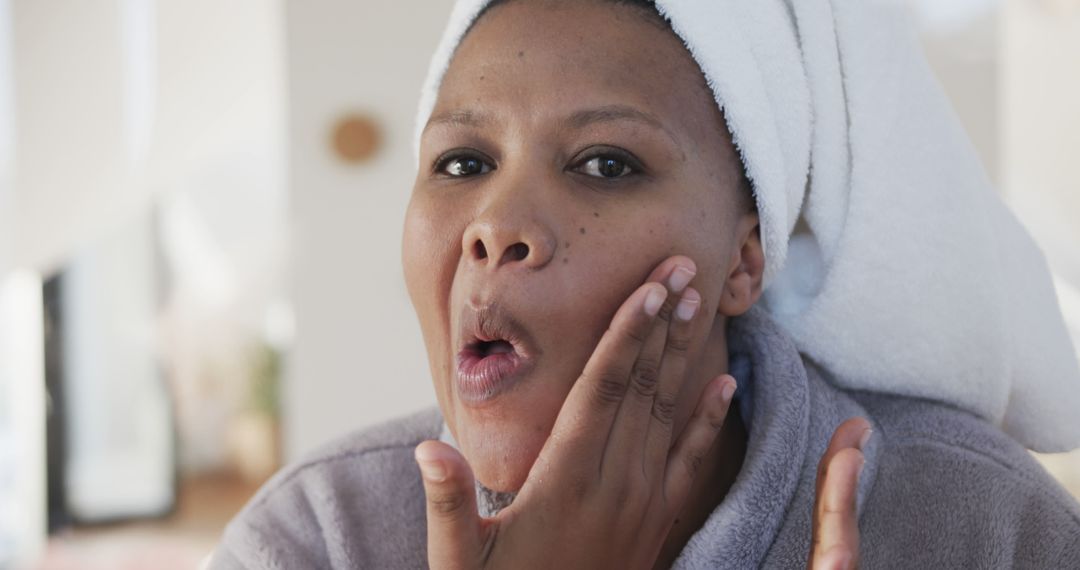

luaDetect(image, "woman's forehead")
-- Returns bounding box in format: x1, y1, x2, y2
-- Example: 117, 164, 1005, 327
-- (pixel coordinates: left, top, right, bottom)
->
430, 0, 720, 145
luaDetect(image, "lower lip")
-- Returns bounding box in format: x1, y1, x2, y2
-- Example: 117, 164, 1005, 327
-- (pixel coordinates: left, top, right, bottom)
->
455, 349, 533, 403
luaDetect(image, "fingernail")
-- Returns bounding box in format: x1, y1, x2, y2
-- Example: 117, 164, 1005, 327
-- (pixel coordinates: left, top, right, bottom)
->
644, 286, 667, 316
832, 550, 855, 570
668, 265, 696, 293
417, 459, 447, 482
720, 379, 737, 403
675, 295, 700, 321
858, 427, 873, 451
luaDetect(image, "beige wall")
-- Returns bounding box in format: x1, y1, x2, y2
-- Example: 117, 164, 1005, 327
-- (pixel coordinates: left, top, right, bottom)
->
8, 0, 131, 275
283, 0, 454, 459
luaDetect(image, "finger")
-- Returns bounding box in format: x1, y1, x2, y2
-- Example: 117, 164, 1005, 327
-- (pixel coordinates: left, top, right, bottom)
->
544, 256, 691, 468
809, 418, 870, 569
814, 418, 872, 501
547, 282, 667, 465
816, 546, 856, 570
662, 375, 735, 508
641, 254, 698, 289
602, 267, 696, 480
415, 440, 484, 569
642, 287, 701, 481
809, 447, 864, 570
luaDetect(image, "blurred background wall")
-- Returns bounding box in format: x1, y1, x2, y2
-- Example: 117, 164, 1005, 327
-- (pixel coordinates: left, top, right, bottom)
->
1, 0, 297, 566
282, 0, 445, 463
0, 0, 1077, 568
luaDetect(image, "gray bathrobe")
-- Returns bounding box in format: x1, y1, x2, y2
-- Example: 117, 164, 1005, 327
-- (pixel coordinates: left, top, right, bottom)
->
211, 307, 1080, 568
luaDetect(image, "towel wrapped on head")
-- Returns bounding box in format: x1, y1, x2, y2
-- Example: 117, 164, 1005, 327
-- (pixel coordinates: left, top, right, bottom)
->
414, 0, 1080, 452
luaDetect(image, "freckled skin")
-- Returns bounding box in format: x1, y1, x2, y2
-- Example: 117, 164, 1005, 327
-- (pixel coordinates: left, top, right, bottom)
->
402, 0, 757, 507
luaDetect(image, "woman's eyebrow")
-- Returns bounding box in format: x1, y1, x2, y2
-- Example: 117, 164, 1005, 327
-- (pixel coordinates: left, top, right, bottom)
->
566, 105, 682, 149
424, 109, 490, 134
566, 105, 662, 131
424, 104, 681, 149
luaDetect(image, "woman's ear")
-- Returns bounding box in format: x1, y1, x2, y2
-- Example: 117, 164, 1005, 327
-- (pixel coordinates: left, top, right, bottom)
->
717, 213, 765, 317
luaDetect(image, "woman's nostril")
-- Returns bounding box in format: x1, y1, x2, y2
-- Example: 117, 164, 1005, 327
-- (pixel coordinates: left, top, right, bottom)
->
474, 240, 488, 260
472, 239, 532, 265
506, 243, 529, 263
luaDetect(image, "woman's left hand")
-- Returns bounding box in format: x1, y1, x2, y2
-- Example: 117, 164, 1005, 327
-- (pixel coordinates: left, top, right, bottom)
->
808, 417, 872, 570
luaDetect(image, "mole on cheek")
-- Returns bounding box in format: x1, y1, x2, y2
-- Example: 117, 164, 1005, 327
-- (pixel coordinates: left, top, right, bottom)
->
518, 50, 525, 58
563, 257, 569, 264
593, 212, 600, 218
564, 241, 571, 248
579, 227, 586, 235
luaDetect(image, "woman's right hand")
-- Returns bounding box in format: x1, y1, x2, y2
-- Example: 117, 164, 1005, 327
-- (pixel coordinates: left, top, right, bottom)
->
414, 256, 737, 570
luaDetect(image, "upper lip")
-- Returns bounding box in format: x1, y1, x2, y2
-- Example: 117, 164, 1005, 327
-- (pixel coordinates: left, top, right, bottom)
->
457, 302, 540, 360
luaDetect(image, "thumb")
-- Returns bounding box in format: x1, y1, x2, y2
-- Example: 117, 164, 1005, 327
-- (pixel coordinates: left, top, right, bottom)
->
415, 440, 485, 569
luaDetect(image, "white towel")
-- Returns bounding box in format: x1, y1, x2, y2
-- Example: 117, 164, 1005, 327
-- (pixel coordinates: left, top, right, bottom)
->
413, 0, 1080, 452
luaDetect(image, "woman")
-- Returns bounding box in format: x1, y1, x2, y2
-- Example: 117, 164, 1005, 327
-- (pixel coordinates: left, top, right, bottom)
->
212, 0, 1080, 568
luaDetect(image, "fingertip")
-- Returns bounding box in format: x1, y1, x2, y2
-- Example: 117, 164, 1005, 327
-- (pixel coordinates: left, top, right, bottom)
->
845, 417, 872, 456
719, 375, 737, 404
664, 255, 698, 280
415, 440, 461, 483
415, 439, 452, 462
699, 375, 736, 426
827, 417, 873, 457
668, 264, 697, 294
643, 282, 668, 316
704, 375, 736, 406
674, 287, 702, 321
643, 256, 700, 298
674, 255, 698, 276
827, 447, 866, 497
820, 545, 855, 570
858, 426, 873, 451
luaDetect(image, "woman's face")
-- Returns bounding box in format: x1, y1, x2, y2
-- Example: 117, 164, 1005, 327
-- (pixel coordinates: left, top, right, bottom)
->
403, 0, 758, 492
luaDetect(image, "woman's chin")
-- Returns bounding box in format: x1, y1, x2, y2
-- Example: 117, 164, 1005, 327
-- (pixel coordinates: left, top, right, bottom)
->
447, 379, 571, 492
459, 428, 549, 493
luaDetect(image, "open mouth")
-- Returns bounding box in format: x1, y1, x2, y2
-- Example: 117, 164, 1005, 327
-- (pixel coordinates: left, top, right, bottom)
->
465, 339, 517, 358
455, 305, 537, 404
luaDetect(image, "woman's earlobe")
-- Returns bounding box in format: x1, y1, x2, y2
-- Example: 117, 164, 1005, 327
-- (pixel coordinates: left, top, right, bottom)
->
717, 273, 753, 316
717, 221, 766, 317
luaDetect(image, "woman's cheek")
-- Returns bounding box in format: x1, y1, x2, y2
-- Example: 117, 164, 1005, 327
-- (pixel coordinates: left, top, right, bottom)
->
402, 195, 463, 408
403, 190, 469, 303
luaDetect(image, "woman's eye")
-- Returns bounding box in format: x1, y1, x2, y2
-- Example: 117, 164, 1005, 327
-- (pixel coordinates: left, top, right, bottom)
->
577, 156, 634, 179
438, 156, 492, 177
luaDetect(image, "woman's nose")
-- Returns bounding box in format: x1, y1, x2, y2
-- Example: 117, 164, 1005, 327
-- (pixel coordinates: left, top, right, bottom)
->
462, 219, 556, 270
